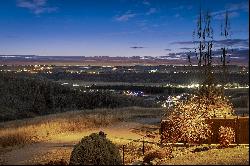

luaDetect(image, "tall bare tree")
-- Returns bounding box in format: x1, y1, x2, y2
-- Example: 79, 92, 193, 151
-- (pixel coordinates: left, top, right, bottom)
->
192, 8, 215, 88
220, 10, 232, 96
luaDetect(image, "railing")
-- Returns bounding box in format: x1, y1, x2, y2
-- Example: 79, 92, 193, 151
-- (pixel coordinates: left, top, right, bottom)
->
120, 132, 160, 165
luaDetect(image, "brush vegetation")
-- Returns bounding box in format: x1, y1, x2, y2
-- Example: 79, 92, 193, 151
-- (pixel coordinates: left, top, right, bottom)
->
69, 132, 122, 165
0, 107, 163, 148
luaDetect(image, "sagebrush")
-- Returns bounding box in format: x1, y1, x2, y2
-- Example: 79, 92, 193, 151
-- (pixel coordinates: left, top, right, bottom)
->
69, 132, 122, 165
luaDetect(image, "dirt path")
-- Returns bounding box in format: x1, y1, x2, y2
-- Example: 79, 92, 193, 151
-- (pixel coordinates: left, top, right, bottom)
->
0, 122, 158, 165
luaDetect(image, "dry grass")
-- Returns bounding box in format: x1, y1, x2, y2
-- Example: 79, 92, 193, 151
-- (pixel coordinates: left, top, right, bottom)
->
163, 145, 249, 165
0, 107, 163, 148
2, 106, 247, 165
118, 141, 249, 165
0, 130, 34, 148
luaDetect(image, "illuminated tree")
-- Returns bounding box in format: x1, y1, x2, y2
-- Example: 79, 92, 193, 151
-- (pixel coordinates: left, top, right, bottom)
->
162, 86, 234, 144
162, 8, 235, 145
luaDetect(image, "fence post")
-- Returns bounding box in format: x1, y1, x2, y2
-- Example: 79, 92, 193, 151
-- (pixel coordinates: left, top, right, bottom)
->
236, 116, 240, 145
142, 138, 145, 155
122, 145, 125, 165
208, 136, 211, 145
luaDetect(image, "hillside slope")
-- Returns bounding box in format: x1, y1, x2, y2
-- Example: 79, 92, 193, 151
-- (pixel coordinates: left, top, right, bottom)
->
0, 73, 157, 121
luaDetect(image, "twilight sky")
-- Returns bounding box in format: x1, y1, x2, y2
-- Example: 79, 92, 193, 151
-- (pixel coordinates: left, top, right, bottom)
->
0, 0, 249, 64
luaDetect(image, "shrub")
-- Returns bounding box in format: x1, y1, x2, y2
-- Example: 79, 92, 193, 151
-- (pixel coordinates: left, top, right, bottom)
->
218, 126, 235, 148
43, 159, 68, 165
69, 131, 122, 165
192, 146, 210, 153
143, 148, 173, 164
162, 86, 235, 144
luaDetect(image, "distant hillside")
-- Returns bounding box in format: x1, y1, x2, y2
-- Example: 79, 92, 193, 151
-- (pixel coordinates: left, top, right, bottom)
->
0, 73, 157, 121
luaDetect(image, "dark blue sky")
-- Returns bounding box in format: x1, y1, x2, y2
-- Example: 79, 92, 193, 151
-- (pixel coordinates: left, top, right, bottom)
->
0, 0, 249, 64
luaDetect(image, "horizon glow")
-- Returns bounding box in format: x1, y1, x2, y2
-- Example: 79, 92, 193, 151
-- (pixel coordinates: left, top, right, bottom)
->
0, 0, 249, 65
